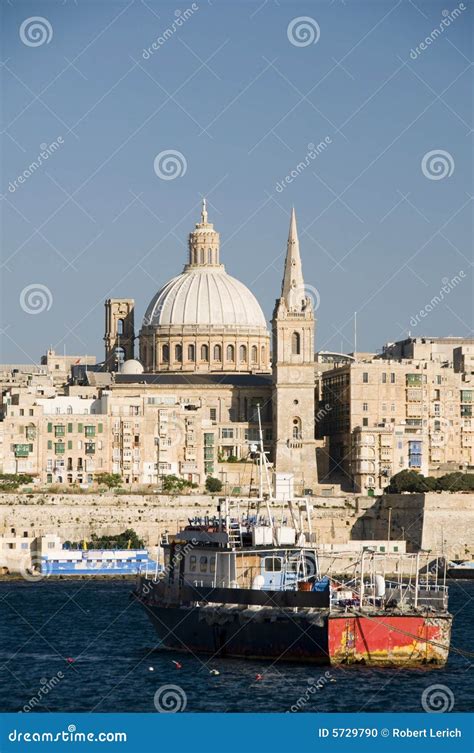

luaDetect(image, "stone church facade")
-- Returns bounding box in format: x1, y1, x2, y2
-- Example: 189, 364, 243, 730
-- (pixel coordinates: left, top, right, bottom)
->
102, 202, 319, 492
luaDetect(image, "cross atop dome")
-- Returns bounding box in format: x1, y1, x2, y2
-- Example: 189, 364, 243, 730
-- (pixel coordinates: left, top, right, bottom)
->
201, 197, 208, 224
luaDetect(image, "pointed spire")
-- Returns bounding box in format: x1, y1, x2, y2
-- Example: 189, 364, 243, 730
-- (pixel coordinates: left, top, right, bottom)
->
281, 208, 308, 312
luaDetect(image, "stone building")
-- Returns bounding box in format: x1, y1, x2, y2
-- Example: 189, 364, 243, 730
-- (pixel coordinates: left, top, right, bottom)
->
321, 352, 474, 494
2, 203, 472, 497
0, 206, 319, 493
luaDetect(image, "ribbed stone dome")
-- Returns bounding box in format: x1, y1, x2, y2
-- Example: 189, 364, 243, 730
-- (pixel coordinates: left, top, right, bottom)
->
144, 267, 267, 331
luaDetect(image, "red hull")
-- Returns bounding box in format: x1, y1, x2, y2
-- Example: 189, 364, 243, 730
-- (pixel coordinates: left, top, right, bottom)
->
328, 613, 451, 667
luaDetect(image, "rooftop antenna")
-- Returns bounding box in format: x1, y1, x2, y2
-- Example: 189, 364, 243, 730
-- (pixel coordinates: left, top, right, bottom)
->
354, 311, 357, 361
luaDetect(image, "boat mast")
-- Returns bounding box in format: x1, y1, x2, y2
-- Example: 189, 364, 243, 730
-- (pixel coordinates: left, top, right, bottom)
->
256, 403, 274, 530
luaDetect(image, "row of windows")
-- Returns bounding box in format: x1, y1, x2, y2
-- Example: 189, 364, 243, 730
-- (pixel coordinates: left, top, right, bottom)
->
47, 423, 103, 435
188, 554, 216, 573
190, 247, 217, 265
160, 344, 264, 364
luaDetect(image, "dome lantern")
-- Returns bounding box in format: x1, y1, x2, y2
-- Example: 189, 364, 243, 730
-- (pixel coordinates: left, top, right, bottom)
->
186, 198, 221, 268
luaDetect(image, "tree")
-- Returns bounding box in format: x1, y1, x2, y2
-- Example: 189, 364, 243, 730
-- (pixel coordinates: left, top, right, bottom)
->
161, 475, 195, 493
385, 469, 474, 494
95, 473, 122, 488
0, 473, 34, 491
205, 476, 222, 493
86, 528, 144, 550
385, 470, 430, 494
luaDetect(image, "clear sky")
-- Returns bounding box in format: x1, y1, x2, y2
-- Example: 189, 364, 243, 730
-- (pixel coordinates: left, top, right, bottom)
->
1, 0, 472, 364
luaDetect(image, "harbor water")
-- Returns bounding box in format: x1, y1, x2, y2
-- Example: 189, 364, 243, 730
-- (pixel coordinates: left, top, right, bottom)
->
0, 579, 472, 713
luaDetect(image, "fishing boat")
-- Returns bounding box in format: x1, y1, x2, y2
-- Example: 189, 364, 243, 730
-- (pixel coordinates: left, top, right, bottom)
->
133, 408, 452, 667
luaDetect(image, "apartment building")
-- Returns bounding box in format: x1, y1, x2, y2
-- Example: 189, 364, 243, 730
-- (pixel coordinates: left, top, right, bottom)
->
321, 356, 474, 494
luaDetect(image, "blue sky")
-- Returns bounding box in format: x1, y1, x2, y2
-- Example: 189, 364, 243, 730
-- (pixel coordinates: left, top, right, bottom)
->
1, 0, 472, 363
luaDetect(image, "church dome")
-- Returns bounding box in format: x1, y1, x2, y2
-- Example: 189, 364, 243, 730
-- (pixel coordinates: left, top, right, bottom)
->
120, 358, 144, 375
139, 200, 271, 375
144, 267, 267, 331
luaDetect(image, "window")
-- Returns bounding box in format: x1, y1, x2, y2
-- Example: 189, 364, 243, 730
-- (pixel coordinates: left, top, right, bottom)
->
85, 426, 95, 436
390, 373, 396, 383
162, 345, 169, 363
292, 417, 302, 439
363, 403, 368, 412
117, 319, 124, 336
226, 344, 235, 362
175, 344, 182, 362
55, 425, 65, 437
436, 375, 442, 385
408, 440, 422, 468
291, 332, 301, 355
199, 556, 208, 573
189, 555, 197, 573
201, 344, 209, 361
406, 374, 422, 386
213, 344, 222, 361
210, 408, 217, 422
251, 345, 258, 364
382, 373, 387, 383
221, 428, 234, 439
67, 405, 73, 414
363, 418, 368, 426
362, 372, 369, 383
188, 344, 195, 361
210, 555, 216, 574
265, 557, 282, 572
239, 345, 247, 362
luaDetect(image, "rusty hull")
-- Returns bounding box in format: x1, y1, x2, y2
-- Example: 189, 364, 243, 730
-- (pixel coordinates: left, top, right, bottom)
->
328, 613, 452, 667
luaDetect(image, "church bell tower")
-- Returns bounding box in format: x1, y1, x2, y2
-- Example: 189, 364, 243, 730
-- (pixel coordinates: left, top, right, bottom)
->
104, 298, 135, 371
272, 209, 317, 491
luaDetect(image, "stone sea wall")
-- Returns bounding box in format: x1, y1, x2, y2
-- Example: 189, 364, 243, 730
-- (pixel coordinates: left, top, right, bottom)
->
0, 492, 472, 560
